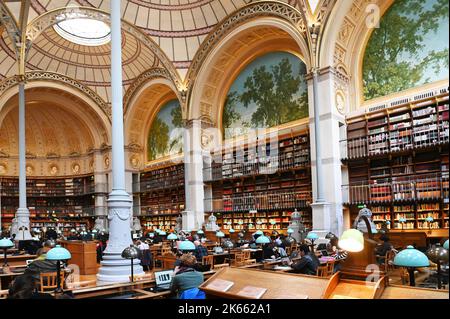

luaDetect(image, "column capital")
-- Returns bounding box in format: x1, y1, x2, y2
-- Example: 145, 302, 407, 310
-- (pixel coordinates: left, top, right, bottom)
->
305, 66, 350, 83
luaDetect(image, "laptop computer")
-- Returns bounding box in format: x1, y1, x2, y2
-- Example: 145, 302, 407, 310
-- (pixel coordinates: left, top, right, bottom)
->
153, 270, 174, 292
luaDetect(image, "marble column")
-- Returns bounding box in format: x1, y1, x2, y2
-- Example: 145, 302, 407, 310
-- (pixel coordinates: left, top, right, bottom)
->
97, 0, 143, 282
307, 67, 346, 239
12, 81, 32, 241
182, 119, 206, 231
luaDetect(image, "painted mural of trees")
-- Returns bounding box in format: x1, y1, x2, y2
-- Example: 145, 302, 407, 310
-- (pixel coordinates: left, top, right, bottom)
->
147, 117, 170, 161
222, 55, 308, 139
147, 100, 183, 161
363, 0, 449, 100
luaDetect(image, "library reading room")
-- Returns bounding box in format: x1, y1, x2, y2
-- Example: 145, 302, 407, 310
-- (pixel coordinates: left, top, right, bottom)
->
0, 0, 449, 303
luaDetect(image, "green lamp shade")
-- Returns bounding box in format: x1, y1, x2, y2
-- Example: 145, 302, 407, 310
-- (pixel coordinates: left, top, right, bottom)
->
253, 230, 263, 236
444, 240, 449, 250
178, 240, 196, 251
399, 217, 407, 223
216, 231, 225, 238
167, 233, 178, 240
339, 229, 364, 252
159, 231, 167, 236
0, 238, 14, 248
197, 230, 204, 235
394, 246, 429, 268
306, 232, 319, 240
425, 216, 434, 223
238, 221, 243, 225
255, 235, 271, 244
229, 228, 235, 233
270, 221, 276, 225
46, 245, 71, 261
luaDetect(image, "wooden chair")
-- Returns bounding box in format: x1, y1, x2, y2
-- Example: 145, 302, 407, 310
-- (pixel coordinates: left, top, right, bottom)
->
213, 263, 230, 270
242, 250, 257, 265
39, 272, 65, 292
202, 255, 214, 267
316, 260, 334, 277
230, 252, 246, 267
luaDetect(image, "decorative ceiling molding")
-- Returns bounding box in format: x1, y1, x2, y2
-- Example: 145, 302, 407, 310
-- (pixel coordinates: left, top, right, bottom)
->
0, 70, 111, 120
123, 67, 178, 114
185, 0, 308, 91
0, 1, 20, 59
24, 6, 182, 89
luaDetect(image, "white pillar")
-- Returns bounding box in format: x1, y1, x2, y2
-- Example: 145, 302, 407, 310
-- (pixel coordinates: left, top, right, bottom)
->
308, 68, 346, 238
97, 0, 143, 282
182, 119, 205, 231
13, 81, 32, 241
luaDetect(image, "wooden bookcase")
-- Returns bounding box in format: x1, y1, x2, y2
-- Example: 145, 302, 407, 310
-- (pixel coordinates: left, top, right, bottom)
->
343, 93, 449, 232
0, 175, 96, 232
136, 162, 185, 232
204, 129, 313, 234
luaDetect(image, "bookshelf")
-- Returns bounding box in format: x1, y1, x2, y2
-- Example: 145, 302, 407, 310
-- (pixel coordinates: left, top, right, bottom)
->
343, 93, 449, 232
204, 130, 313, 234
135, 163, 185, 231
0, 175, 97, 232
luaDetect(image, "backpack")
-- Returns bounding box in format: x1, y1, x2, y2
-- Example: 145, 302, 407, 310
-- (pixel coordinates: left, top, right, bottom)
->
179, 288, 206, 299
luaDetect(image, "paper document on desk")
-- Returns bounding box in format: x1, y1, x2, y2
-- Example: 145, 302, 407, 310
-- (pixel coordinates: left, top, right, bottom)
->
236, 286, 267, 299
206, 279, 234, 292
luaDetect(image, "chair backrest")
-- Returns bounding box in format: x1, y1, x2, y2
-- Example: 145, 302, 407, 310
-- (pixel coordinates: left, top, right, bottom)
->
179, 287, 206, 299
243, 250, 251, 260
40, 272, 65, 292
202, 255, 214, 266
326, 260, 335, 276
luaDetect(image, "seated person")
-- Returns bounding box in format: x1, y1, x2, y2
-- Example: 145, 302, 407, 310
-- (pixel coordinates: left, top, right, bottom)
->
8, 271, 54, 299
66, 229, 80, 240
170, 254, 204, 299
262, 242, 280, 260
289, 244, 319, 275
25, 243, 58, 281
35, 240, 54, 259
194, 241, 208, 262
375, 235, 393, 264
327, 236, 348, 272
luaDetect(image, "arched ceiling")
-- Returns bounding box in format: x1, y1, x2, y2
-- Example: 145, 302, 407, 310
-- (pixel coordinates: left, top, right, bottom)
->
0, 0, 327, 81
0, 87, 109, 157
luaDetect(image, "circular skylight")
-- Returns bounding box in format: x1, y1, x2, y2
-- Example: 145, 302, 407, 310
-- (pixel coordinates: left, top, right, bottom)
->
54, 18, 111, 46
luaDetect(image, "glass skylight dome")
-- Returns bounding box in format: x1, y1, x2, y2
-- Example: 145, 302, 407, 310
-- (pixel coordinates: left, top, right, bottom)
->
54, 18, 111, 46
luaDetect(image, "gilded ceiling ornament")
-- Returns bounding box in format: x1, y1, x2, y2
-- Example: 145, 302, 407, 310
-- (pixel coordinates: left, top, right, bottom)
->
72, 163, 81, 174
130, 155, 140, 169
49, 164, 59, 176
335, 90, 346, 115
26, 165, 34, 176
0, 163, 7, 175
104, 156, 110, 169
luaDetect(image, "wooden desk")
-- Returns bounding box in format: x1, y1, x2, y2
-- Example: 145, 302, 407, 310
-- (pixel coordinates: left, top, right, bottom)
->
200, 267, 329, 299
380, 284, 449, 299
60, 240, 97, 275
5, 254, 36, 267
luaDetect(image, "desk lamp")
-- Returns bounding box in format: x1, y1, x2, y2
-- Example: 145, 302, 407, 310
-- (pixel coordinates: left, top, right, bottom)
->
444, 239, 449, 250
159, 231, 167, 238
255, 235, 271, 252
425, 216, 434, 233
398, 217, 407, 230
178, 240, 196, 253
216, 230, 225, 246
167, 233, 178, 251
394, 246, 429, 286
229, 228, 235, 234
426, 244, 449, 289
197, 230, 204, 239
0, 238, 14, 268
121, 245, 142, 283
222, 239, 234, 263
287, 228, 294, 237
46, 245, 71, 292
306, 232, 319, 252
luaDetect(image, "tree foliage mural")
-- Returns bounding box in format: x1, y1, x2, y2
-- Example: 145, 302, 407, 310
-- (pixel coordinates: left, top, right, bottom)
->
147, 100, 183, 161
222, 52, 308, 139
363, 0, 449, 100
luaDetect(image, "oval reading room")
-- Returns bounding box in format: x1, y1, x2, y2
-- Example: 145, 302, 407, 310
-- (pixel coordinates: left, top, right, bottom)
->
0, 0, 448, 300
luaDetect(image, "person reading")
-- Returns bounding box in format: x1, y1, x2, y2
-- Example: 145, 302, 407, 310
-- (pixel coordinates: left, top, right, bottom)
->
170, 253, 204, 299
289, 244, 319, 275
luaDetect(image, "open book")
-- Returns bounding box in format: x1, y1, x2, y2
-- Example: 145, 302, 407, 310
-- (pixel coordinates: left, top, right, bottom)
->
236, 286, 267, 299
206, 279, 234, 292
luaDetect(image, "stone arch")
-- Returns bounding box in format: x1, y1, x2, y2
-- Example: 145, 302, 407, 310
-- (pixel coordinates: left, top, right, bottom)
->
186, 17, 310, 137
124, 78, 181, 163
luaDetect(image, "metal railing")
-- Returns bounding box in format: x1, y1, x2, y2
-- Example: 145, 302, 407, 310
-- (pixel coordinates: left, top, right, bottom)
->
204, 190, 312, 212
342, 172, 449, 204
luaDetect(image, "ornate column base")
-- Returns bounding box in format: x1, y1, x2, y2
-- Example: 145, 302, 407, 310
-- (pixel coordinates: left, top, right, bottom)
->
310, 202, 332, 246
12, 208, 32, 241
96, 190, 144, 283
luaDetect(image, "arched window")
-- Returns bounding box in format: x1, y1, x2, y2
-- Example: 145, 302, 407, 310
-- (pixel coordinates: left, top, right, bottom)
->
363, 0, 449, 101
147, 100, 183, 161
222, 52, 308, 140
